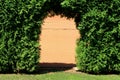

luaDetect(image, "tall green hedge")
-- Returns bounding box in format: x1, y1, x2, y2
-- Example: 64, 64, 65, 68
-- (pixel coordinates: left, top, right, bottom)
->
78, 0, 120, 73
63, 0, 120, 73
0, 0, 47, 73
0, 0, 120, 73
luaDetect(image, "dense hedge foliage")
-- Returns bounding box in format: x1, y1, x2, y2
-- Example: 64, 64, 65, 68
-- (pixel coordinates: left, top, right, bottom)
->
79, 1, 120, 73
64, 0, 120, 73
0, 0, 120, 73
0, 0, 47, 73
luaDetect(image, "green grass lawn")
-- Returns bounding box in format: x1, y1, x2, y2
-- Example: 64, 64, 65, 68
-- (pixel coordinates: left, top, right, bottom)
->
0, 72, 120, 80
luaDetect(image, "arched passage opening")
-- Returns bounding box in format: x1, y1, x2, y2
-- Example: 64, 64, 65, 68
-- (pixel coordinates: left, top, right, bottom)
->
1, 0, 119, 73
40, 15, 79, 68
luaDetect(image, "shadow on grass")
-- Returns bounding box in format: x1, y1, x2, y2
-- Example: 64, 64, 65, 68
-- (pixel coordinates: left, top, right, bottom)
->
36, 63, 120, 75
2, 63, 119, 75
33, 63, 76, 74
0, 63, 76, 74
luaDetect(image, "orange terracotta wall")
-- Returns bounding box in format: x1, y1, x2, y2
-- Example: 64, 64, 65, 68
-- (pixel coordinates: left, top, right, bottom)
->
40, 15, 79, 66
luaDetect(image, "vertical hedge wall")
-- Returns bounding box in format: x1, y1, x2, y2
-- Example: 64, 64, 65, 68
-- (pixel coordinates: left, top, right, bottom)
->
62, 0, 120, 73
0, 0, 47, 73
0, 0, 120, 73
77, 0, 120, 73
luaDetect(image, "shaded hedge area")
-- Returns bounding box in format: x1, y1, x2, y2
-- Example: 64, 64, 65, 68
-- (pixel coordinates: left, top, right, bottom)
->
0, 0, 120, 73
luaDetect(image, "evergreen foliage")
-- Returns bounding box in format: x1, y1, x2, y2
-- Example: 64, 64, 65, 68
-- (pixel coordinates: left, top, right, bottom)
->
0, 0, 120, 73
73, 0, 120, 73
0, 0, 46, 73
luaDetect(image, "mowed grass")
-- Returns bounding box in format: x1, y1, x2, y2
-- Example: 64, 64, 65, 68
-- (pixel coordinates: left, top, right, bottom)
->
0, 72, 120, 80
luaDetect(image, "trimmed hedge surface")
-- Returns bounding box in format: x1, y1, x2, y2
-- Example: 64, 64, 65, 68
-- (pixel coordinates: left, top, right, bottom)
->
0, 0, 120, 73
0, 0, 46, 73
74, 0, 120, 73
